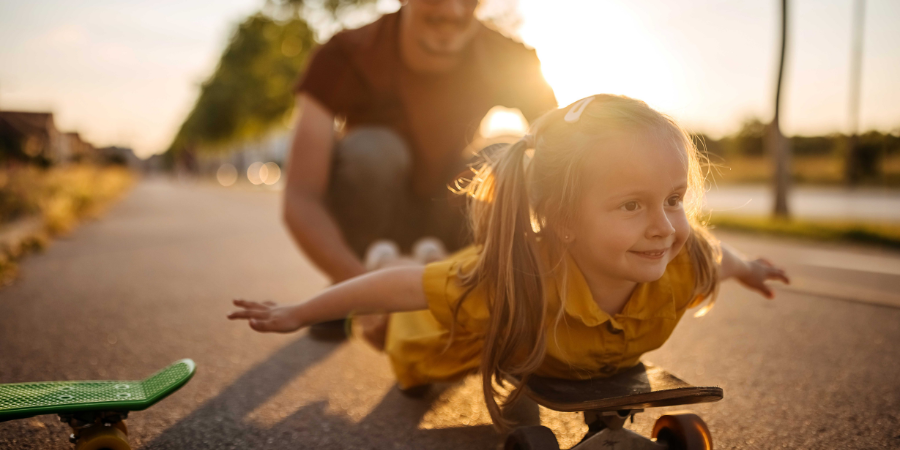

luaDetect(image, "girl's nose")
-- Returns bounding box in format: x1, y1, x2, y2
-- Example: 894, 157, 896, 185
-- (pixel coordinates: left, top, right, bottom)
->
646, 208, 676, 238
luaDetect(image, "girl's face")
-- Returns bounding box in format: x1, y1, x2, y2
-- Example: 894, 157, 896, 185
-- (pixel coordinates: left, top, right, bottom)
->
566, 133, 691, 286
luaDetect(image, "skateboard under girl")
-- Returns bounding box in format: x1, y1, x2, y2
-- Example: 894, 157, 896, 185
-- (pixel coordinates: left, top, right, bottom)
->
505, 361, 722, 450
0, 359, 195, 450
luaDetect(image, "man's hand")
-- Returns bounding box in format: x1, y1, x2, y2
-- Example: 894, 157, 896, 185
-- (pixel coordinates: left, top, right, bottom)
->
733, 258, 790, 299
227, 299, 305, 333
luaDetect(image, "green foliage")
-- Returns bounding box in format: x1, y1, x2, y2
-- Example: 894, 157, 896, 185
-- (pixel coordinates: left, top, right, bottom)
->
169, 13, 316, 153
713, 118, 766, 157
704, 118, 899, 160
791, 135, 837, 157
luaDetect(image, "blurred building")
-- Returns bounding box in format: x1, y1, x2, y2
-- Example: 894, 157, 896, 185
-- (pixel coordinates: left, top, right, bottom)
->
62, 132, 97, 163
0, 110, 153, 172
97, 146, 141, 169
0, 111, 65, 164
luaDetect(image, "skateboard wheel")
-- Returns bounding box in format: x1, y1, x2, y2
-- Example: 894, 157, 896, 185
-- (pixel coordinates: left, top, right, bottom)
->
74, 425, 131, 450
651, 411, 712, 450
504, 425, 560, 450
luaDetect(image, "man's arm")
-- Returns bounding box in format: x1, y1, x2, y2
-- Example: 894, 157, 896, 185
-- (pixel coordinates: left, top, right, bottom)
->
283, 94, 367, 283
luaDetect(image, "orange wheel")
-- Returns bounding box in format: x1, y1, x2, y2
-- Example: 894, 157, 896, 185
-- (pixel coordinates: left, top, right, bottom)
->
74, 424, 131, 450
114, 420, 128, 435
651, 411, 712, 450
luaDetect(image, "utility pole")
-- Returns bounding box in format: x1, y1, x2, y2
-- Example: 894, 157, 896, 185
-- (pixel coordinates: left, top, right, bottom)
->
771, 0, 791, 218
845, 0, 866, 185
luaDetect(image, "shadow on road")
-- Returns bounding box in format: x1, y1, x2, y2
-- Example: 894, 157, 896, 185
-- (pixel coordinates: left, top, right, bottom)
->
144, 335, 498, 449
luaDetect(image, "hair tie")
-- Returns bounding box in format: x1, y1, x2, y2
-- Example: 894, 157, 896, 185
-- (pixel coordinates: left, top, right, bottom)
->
564, 96, 596, 123
523, 134, 535, 149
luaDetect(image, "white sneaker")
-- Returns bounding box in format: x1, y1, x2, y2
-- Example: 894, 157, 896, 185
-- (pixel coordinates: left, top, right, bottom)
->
364, 240, 401, 271
412, 237, 447, 265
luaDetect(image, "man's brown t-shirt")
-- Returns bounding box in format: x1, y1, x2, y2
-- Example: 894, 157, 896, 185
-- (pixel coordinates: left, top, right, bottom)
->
296, 10, 557, 197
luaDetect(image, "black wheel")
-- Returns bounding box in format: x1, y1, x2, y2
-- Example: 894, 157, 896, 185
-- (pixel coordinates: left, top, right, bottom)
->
504, 425, 560, 450
651, 411, 713, 450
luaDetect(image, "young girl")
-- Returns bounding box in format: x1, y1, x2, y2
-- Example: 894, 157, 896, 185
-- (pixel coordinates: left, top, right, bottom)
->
228, 94, 789, 429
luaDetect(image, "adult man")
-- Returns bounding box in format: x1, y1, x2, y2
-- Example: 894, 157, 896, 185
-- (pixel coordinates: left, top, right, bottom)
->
283, 0, 556, 335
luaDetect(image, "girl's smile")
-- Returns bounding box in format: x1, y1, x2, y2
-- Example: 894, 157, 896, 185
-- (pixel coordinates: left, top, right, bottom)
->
629, 248, 669, 259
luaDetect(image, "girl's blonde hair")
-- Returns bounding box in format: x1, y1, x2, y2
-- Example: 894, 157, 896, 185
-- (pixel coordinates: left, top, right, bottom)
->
457, 94, 721, 430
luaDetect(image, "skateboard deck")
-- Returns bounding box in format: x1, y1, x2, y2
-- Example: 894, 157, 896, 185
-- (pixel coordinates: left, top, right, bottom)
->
0, 359, 195, 422
522, 361, 723, 412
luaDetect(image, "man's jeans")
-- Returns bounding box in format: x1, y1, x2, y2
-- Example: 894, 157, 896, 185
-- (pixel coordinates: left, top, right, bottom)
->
326, 127, 470, 257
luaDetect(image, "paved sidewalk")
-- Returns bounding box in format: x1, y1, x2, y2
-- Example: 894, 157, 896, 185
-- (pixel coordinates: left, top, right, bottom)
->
2, 179, 898, 449
716, 230, 900, 308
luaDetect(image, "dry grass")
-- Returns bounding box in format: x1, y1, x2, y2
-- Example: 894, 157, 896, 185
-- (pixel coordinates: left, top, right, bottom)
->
709, 214, 900, 249
0, 165, 134, 284
705, 154, 900, 186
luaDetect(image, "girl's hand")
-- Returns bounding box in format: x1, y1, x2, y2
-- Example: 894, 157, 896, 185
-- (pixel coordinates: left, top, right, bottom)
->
735, 258, 790, 299
227, 299, 305, 333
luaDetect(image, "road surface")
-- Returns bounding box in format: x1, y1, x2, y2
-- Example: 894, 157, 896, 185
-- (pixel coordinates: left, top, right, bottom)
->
1, 179, 898, 449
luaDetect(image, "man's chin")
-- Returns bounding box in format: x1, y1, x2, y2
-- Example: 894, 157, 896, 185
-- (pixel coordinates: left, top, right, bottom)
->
418, 39, 467, 57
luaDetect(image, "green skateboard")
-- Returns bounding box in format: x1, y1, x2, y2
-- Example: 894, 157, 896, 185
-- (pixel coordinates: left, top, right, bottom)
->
0, 359, 195, 450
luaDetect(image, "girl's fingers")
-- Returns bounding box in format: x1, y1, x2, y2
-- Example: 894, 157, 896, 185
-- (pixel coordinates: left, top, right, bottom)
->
263, 301, 277, 307
227, 309, 270, 320
767, 267, 790, 284
233, 299, 268, 310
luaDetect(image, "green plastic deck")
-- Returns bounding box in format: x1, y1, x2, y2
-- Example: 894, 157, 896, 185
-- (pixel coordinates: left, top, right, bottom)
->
0, 359, 195, 422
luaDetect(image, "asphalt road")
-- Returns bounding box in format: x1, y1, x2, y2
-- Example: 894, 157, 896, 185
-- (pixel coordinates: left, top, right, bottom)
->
1, 179, 898, 449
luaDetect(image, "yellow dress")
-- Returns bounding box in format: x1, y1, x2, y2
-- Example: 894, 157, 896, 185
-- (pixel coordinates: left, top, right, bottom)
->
384, 245, 701, 388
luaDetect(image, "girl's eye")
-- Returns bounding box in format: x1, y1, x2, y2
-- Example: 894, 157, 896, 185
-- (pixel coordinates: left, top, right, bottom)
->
622, 201, 639, 211
667, 195, 682, 207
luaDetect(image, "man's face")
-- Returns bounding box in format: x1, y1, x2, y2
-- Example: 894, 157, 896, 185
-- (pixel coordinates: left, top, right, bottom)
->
404, 0, 480, 55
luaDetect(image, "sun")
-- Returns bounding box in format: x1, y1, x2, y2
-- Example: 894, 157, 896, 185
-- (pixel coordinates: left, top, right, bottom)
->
516, 0, 681, 112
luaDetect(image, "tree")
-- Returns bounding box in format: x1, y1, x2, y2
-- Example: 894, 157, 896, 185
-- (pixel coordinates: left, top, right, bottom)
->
168, 14, 316, 154
167, 0, 377, 156
845, 0, 868, 185
769, 0, 791, 218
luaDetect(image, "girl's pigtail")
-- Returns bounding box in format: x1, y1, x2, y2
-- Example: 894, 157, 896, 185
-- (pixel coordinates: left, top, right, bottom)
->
460, 137, 547, 431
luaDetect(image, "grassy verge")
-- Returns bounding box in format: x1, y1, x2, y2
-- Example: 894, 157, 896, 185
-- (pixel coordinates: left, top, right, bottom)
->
706, 154, 900, 186
709, 214, 900, 250
0, 165, 135, 285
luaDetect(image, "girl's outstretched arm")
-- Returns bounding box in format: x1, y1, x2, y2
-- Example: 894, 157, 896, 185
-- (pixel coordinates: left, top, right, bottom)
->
227, 266, 427, 333
718, 242, 790, 299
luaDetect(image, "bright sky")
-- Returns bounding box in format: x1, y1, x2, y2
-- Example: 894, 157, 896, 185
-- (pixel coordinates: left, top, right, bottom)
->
1, 0, 898, 158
